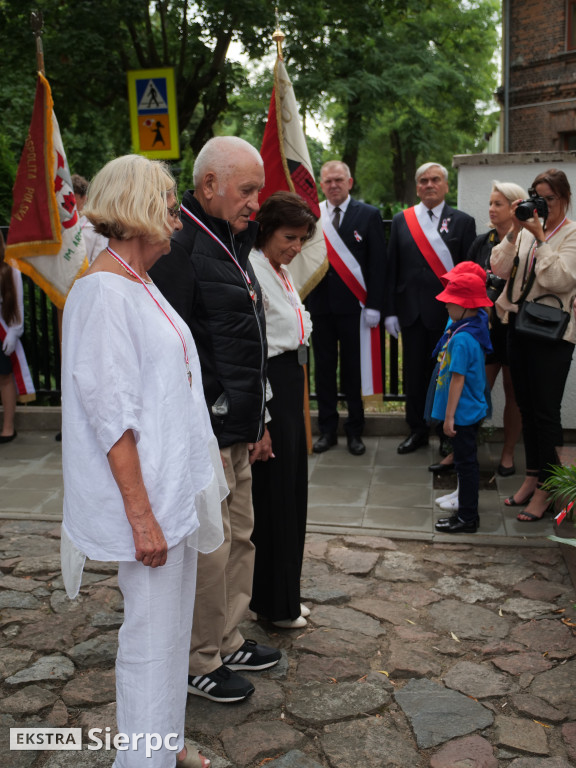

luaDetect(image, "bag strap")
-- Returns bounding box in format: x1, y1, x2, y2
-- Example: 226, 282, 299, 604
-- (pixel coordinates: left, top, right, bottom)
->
506, 231, 537, 306
529, 293, 566, 310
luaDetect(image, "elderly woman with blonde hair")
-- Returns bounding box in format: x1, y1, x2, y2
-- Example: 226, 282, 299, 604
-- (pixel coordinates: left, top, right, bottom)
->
61, 154, 225, 768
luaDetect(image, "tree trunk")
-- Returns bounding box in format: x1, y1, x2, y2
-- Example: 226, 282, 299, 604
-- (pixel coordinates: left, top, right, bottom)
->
390, 130, 417, 205
342, 97, 363, 180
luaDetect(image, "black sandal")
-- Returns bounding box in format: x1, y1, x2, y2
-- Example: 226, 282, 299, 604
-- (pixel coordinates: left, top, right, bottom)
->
505, 491, 534, 507
504, 470, 538, 507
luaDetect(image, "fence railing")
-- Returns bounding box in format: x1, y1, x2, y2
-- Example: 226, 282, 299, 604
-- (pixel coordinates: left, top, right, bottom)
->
2, 223, 405, 404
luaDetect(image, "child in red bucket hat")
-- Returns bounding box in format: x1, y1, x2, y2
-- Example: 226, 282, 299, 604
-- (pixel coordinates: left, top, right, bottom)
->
432, 271, 493, 534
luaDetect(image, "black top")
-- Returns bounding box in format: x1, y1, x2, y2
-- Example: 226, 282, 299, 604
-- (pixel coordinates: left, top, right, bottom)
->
149, 191, 267, 447
468, 229, 500, 270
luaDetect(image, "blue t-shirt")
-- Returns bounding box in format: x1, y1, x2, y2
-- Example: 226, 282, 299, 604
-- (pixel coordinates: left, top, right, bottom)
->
431, 329, 488, 426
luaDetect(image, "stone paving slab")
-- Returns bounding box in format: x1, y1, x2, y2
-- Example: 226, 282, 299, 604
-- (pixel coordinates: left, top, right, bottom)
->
1, 433, 566, 545
1, 524, 575, 767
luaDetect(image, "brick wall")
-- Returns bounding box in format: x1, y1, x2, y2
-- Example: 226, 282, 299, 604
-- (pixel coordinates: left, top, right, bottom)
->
508, 0, 576, 151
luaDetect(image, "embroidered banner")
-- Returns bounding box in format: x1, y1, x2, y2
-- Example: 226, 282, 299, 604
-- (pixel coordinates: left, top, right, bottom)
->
6, 73, 87, 309
258, 57, 326, 300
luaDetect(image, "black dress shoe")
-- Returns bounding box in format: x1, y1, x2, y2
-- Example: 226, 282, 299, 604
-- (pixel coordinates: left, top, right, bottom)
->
497, 463, 515, 477
435, 516, 478, 534
435, 514, 459, 527
0, 431, 17, 444
313, 433, 337, 453
397, 432, 429, 454
428, 461, 456, 473
347, 436, 365, 456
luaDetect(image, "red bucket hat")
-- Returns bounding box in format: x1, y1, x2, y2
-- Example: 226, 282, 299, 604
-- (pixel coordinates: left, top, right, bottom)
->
440, 260, 486, 286
436, 272, 493, 308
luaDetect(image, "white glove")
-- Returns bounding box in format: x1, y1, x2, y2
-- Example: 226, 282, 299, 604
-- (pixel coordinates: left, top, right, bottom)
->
362, 308, 381, 329
384, 315, 401, 339
2, 328, 19, 356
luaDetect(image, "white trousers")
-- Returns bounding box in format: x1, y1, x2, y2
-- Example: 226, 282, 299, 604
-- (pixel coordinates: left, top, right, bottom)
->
113, 539, 197, 768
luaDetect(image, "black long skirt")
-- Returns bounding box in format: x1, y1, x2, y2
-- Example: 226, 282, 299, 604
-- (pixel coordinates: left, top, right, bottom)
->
250, 350, 308, 621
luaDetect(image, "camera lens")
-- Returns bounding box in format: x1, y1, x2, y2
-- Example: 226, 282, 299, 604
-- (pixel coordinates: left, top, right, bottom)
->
515, 201, 536, 221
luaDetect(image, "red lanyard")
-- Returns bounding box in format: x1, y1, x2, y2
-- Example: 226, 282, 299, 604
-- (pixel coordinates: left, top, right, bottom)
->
181, 205, 257, 302
106, 247, 192, 386
276, 264, 305, 344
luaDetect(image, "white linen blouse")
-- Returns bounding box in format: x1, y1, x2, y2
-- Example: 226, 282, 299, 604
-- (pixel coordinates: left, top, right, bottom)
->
249, 249, 312, 358
61, 273, 226, 596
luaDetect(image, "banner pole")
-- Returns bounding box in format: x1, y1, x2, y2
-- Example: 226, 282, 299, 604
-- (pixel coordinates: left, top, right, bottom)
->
30, 10, 45, 76
303, 363, 313, 455
273, 8, 285, 60
30, 12, 64, 375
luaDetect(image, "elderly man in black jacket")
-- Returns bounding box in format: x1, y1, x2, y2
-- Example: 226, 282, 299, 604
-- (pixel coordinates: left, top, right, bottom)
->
150, 136, 281, 705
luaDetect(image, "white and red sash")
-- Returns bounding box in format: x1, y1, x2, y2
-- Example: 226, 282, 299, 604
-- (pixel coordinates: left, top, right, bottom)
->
403, 204, 454, 280
321, 202, 382, 396
0, 320, 35, 401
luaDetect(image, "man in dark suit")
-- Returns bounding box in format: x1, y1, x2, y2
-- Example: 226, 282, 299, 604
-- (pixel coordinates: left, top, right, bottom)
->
385, 162, 476, 454
308, 160, 386, 456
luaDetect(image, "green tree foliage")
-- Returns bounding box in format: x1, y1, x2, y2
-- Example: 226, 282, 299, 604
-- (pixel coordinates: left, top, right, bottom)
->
277, 0, 501, 205
0, 0, 500, 221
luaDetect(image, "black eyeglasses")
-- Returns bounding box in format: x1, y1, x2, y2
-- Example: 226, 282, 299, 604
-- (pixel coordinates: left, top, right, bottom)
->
167, 203, 181, 219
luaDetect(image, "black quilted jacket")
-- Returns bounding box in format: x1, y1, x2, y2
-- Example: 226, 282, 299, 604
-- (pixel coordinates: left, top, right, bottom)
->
149, 191, 267, 447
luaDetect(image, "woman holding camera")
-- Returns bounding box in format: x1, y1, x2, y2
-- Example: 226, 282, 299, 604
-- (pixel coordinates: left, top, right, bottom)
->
491, 169, 576, 522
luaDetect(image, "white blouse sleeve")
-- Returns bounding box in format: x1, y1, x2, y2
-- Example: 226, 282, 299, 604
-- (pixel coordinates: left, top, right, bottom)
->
65, 280, 145, 455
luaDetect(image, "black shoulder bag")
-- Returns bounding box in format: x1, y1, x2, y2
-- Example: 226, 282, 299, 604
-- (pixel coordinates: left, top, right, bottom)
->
507, 237, 570, 341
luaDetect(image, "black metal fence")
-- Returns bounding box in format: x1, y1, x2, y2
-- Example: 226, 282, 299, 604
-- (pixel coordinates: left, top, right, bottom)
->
2, 223, 405, 404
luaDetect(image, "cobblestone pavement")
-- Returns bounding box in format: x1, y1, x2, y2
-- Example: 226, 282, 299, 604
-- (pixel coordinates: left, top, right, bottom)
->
1, 519, 575, 768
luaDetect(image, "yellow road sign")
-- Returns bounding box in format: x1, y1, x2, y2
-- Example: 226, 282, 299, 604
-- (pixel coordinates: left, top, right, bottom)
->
127, 68, 180, 159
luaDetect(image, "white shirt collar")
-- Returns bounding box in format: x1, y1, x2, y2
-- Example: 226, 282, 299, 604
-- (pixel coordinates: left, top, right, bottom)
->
424, 201, 445, 221
325, 196, 351, 216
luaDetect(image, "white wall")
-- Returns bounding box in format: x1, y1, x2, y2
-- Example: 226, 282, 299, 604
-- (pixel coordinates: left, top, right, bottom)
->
454, 151, 576, 429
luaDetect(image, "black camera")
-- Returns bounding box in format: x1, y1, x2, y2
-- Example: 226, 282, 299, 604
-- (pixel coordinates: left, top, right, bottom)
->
515, 188, 548, 222
486, 272, 506, 303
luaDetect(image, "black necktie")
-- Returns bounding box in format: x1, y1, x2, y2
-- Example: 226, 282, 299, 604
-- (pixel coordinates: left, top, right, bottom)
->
428, 209, 434, 222
332, 206, 341, 231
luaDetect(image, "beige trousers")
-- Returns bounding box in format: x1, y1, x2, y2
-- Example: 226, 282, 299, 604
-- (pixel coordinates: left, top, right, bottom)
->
189, 442, 255, 674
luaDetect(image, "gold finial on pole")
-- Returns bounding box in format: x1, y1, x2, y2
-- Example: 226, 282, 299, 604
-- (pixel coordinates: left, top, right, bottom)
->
272, 7, 285, 60
30, 9, 45, 76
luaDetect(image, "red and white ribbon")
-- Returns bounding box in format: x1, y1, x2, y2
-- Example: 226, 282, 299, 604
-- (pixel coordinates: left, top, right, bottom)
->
106, 247, 192, 385
181, 205, 257, 302
321, 204, 382, 396
0, 320, 35, 398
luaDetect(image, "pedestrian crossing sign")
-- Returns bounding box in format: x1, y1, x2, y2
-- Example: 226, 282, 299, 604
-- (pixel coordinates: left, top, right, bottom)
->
127, 68, 180, 159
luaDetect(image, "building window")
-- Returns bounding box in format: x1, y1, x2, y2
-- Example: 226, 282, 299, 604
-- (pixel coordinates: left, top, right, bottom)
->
569, 0, 576, 50
562, 132, 576, 150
